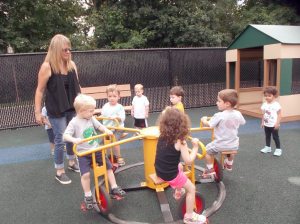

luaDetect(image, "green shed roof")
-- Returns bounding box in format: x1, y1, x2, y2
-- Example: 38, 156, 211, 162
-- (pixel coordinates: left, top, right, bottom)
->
227, 24, 300, 50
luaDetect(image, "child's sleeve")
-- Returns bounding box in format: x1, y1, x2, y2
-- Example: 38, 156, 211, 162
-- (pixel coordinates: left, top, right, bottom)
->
239, 112, 246, 125
64, 120, 75, 137
92, 116, 105, 130
208, 112, 221, 128
118, 105, 126, 122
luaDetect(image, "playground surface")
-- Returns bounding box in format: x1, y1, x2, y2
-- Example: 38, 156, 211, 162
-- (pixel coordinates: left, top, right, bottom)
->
0, 107, 299, 224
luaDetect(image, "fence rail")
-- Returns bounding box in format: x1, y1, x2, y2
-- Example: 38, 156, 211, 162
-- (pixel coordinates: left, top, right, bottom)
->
0, 48, 299, 130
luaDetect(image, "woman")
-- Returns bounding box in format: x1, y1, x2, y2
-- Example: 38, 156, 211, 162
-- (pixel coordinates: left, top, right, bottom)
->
35, 34, 81, 184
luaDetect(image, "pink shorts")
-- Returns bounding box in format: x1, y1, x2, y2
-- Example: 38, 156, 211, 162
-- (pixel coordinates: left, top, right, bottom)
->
165, 165, 188, 189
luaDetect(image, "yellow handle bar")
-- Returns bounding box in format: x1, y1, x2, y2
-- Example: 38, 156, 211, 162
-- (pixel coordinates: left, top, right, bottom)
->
73, 134, 143, 157
187, 136, 206, 160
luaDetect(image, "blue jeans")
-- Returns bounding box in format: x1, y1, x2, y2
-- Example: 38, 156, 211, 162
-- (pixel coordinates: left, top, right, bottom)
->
49, 111, 75, 170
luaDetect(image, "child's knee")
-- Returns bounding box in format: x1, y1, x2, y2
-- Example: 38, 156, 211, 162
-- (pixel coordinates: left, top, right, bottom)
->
81, 172, 90, 180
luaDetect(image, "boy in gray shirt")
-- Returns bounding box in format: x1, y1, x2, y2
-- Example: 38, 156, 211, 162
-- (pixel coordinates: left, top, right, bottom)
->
64, 94, 126, 210
200, 89, 246, 179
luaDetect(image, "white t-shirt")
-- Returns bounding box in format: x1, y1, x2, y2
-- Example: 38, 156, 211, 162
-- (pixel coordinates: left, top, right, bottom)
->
101, 102, 125, 127
261, 101, 281, 127
132, 95, 149, 119
208, 110, 246, 150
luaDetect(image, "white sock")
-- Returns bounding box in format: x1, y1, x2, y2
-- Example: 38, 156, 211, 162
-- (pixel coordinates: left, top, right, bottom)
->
111, 184, 118, 189
225, 159, 233, 165
207, 163, 213, 169
84, 191, 92, 197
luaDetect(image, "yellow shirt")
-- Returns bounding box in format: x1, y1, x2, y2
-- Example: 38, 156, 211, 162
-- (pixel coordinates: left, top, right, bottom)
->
174, 102, 184, 113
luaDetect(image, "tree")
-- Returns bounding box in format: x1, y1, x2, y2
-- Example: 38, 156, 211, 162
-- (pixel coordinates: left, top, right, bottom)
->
1, 0, 84, 53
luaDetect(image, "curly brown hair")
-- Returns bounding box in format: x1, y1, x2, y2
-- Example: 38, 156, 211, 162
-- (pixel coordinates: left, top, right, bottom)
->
158, 107, 190, 145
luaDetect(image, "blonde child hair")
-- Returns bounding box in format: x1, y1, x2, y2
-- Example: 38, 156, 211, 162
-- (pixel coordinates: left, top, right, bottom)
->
73, 94, 96, 112
134, 84, 144, 90
106, 84, 120, 95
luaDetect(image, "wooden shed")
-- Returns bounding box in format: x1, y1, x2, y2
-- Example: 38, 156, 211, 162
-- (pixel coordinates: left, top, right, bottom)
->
226, 24, 300, 122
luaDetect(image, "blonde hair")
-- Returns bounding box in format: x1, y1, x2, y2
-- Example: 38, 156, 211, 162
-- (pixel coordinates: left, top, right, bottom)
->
44, 34, 74, 74
134, 84, 144, 90
106, 84, 120, 95
73, 94, 96, 112
218, 89, 238, 107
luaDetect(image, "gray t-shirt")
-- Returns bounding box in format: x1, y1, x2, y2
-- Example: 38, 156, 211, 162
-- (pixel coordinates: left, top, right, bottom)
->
208, 110, 246, 150
64, 116, 105, 152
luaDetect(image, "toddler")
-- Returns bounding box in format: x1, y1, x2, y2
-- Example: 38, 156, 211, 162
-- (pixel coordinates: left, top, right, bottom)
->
170, 86, 184, 112
200, 89, 245, 178
63, 94, 126, 209
131, 84, 150, 129
260, 86, 282, 156
101, 84, 126, 166
155, 107, 208, 224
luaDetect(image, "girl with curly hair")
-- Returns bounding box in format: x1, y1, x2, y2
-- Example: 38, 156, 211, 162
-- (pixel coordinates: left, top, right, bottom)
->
154, 107, 207, 224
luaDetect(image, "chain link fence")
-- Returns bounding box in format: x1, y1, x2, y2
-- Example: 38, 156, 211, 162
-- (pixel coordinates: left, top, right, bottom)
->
0, 48, 299, 130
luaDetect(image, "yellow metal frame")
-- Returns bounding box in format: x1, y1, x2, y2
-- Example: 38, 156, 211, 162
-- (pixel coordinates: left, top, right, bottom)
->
72, 120, 215, 207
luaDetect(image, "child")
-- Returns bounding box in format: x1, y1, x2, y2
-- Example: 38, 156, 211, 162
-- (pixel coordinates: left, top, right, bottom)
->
260, 86, 282, 156
101, 84, 126, 166
200, 89, 245, 176
131, 84, 150, 129
41, 106, 55, 155
63, 94, 126, 209
170, 86, 184, 112
155, 107, 208, 224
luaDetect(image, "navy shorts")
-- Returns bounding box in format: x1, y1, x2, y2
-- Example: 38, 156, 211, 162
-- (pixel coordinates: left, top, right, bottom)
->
78, 151, 113, 175
134, 118, 147, 128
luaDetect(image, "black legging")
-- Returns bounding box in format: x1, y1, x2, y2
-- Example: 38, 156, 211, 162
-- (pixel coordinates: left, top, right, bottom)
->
264, 126, 280, 149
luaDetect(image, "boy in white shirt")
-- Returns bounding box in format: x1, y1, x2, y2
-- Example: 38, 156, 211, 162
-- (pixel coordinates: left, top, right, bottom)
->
131, 84, 149, 129
101, 84, 126, 166
200, 89, 246, 178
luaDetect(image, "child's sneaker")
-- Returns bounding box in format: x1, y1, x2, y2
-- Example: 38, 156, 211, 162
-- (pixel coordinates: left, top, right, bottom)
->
84, 196, 94, 210
223, 159, 233, 171
273, 148, 282, 156
117, 157, 126, 166
173, 188, 185, 200
68, 163, 80, 173
199, 168, 216, 183
110, 186, 126, 199
260, 146, 271, 153
223, 162, 232, 171
183, 212, 208, 224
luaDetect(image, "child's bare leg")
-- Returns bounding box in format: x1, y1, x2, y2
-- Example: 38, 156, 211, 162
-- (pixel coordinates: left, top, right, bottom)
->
113, 145, 125, 166
183, 179, 196, 216
204, 153, 215, 168
227, 154, 235, 161
224, 154, 234, 171
107, 169, 118, 189
113, 145, 121, 158
81, 172, 91, 194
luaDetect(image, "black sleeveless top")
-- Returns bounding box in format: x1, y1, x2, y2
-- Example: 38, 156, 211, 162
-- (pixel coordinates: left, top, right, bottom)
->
155, 137, 181, 181
45, 68, 80, 118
